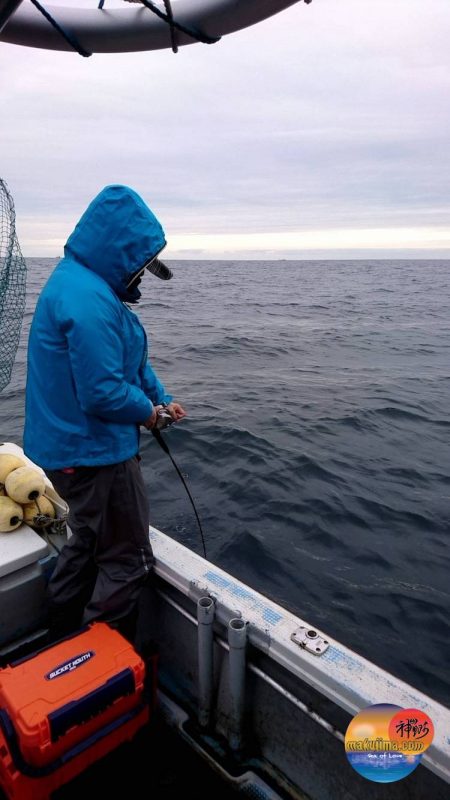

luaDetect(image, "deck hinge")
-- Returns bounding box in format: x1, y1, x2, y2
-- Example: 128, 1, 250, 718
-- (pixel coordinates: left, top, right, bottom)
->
291, 626, 329, 655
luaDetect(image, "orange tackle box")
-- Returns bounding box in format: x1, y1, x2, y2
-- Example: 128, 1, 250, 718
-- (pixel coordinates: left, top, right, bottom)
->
0, 622, 157, 799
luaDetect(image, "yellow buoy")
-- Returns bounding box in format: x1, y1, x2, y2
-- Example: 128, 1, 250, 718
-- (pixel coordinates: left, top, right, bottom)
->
22, 496, 56, 528
0, 454, 26, 489
4, 466, 46, 504
0, 496, 23, 532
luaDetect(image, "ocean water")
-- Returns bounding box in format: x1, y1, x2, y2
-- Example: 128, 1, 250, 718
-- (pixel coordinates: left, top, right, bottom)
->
1, 259, 449, 708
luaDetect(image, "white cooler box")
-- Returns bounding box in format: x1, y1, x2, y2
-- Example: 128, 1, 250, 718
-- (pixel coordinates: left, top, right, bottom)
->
0, 443, 68, 650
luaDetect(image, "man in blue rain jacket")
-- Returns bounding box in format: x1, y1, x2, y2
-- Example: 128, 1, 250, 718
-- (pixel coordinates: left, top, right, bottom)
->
24, 184, 186, 641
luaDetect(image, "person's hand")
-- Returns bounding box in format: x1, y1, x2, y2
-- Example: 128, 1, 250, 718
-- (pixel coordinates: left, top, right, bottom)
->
165, 402, 187, 422
142, 407, 157, 429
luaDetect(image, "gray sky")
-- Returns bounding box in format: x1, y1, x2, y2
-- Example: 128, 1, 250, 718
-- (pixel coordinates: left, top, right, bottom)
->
1, 0, 450, 258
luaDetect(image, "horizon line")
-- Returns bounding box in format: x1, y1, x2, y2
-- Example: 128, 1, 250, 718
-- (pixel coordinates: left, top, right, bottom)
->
23, 255, 450, 262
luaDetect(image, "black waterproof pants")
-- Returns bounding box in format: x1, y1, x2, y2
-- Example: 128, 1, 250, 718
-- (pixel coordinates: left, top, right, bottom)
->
46, 456, 154, 637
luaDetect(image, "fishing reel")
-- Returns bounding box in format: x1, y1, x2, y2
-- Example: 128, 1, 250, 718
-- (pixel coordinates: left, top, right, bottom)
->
154, 406, 174, 432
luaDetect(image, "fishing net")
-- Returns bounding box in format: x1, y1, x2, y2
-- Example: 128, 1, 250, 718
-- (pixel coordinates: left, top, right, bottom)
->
0, 179, 27, 392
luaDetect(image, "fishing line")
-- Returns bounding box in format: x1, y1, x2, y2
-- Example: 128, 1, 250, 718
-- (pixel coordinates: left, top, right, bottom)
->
152, 428, 207, 559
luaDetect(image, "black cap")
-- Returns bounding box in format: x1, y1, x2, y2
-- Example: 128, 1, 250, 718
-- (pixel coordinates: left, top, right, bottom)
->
145, 257, 172, 280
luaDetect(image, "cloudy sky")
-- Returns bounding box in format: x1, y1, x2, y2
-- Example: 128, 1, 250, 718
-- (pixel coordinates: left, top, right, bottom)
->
1, 0, 449, 258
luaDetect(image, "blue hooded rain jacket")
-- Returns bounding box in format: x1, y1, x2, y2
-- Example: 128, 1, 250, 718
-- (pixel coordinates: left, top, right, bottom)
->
24, 185, 173, 470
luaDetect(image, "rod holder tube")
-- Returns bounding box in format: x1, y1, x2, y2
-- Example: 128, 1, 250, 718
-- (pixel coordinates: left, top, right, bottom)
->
197, 596, 215, 728
228, 617, 247, 752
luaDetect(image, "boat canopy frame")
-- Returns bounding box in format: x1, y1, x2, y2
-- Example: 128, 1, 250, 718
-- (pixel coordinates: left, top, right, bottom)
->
0, 0, 308, 55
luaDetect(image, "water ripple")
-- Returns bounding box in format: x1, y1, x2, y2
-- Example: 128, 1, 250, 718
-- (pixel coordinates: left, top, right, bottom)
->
2, 258, 449, 707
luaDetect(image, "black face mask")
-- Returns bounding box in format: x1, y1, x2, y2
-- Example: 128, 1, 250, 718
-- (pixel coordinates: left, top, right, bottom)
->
122, 251, 173, 304
123, 270, 145, 304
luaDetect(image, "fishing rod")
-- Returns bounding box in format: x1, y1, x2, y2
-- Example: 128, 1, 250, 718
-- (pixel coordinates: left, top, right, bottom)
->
151, 409, 207, 559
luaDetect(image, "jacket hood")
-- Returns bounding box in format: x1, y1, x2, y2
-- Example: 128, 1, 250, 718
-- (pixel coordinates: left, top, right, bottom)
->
64, 184, 166, 300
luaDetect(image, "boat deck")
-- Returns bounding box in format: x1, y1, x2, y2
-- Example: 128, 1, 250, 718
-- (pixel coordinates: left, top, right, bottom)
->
52, 712, 234, 800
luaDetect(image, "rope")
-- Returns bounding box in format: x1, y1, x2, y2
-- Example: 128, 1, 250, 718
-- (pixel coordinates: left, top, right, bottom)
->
138, 0, 220, 46
163, 0, 177, 53
31, 0, 219, 56
29, 0, 91, 57
11, 0, 312, 58
28, 497, 69, 534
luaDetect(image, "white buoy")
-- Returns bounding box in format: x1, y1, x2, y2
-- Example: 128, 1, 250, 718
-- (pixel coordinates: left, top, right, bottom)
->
0, 453, 26, 487
4, 466, 46, 504
0, 495, 23, 532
